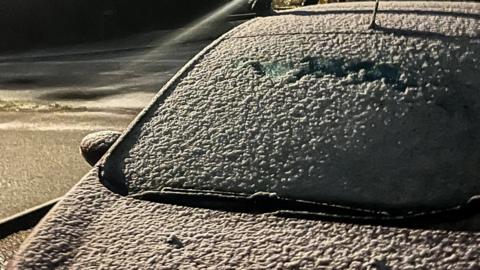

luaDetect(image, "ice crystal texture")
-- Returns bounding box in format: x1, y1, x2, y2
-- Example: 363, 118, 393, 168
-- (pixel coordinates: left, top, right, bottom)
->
104, 2, 480, 211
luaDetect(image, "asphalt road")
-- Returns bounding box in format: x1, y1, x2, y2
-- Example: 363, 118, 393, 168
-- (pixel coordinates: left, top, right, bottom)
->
0, 30, 213, 110
0, 22, 241, 220
0, 111, 135, 219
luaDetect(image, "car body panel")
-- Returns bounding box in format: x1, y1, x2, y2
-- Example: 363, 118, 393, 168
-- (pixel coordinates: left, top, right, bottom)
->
10, 2, 480, 269
11, 170, 480, 269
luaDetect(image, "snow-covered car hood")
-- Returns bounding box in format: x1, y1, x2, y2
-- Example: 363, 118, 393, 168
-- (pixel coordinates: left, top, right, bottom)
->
11, 2, 480, 269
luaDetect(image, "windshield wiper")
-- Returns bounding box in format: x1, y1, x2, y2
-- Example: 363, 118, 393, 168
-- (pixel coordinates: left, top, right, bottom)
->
132, 188, 387, 217
131, 188, 480, 226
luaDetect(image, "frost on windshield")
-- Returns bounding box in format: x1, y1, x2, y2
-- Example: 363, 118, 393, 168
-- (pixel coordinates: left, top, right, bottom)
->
103, 33, 480, 212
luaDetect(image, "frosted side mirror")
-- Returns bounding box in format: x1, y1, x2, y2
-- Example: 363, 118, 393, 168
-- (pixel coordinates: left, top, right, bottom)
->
80, 131, 121, 166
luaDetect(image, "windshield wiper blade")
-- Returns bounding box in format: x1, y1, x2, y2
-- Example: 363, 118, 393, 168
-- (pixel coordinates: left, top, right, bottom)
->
276, 196, 480, 232
131, 188, 480, 221
275, 196, 479, 221
131, 187, 388, 217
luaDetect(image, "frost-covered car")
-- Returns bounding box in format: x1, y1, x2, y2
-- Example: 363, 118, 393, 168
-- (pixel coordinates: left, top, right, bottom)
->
10, 1, 480, 269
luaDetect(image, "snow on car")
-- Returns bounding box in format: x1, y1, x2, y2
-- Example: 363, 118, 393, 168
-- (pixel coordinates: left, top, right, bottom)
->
10, 1, 480, 269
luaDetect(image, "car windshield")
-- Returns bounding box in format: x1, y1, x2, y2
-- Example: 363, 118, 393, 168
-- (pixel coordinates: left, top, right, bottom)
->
102, 6, 480, 217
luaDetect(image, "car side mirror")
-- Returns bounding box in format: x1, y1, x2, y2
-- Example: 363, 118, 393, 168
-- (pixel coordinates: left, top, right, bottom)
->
80, 130, 121, 166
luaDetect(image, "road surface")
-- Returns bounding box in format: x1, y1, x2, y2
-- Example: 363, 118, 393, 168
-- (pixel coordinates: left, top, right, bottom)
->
0, 25, 234, 219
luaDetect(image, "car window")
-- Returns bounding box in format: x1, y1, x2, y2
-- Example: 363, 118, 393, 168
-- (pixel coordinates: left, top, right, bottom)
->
102, 13, 480, 216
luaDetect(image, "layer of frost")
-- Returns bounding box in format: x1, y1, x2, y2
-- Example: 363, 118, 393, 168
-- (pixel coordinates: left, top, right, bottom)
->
104, 5, 480, 212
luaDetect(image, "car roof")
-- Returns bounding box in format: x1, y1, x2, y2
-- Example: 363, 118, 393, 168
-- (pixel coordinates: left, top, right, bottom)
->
11, 2, 480, 269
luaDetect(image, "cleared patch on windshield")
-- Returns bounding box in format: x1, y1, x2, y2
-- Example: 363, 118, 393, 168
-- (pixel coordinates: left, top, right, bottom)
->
244, 61, 293, 78
242, 57, 408, 90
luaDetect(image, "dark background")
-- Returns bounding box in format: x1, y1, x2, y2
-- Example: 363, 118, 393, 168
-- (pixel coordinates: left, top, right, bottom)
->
0, 0, 250, 52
